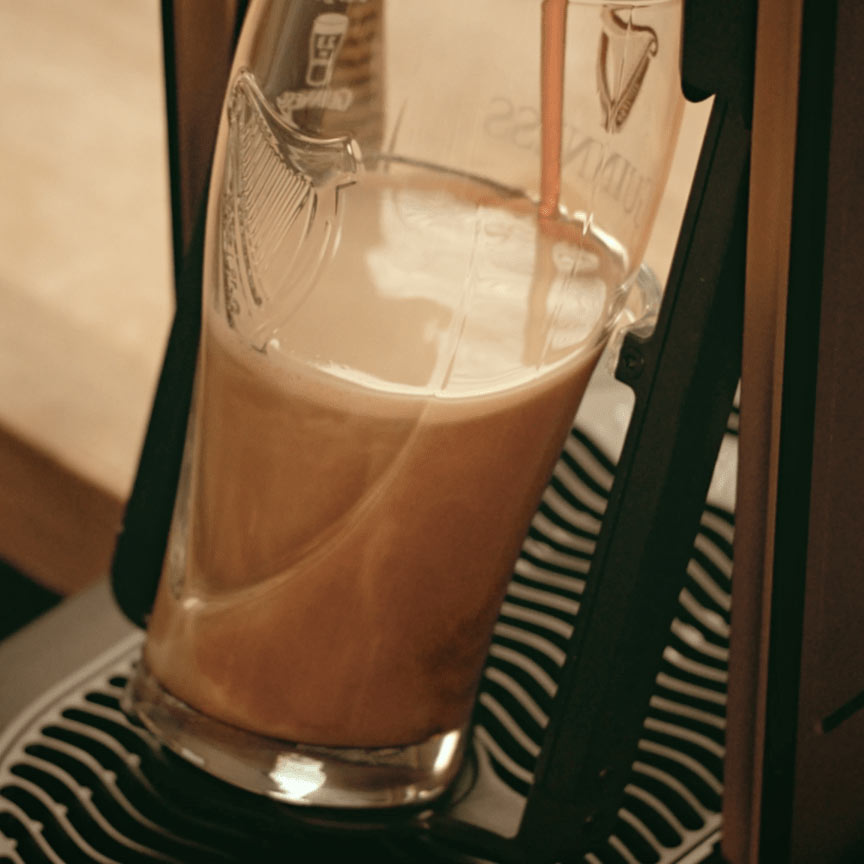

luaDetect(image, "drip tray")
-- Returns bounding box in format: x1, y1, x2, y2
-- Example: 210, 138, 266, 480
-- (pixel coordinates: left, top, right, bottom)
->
0, 422, 733, 863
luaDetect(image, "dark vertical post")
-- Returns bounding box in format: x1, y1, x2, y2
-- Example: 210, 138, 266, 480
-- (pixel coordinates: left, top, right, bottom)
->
111, 1, 248, 625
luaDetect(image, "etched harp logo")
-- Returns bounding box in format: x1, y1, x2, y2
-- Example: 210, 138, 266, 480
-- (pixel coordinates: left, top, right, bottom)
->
597, 9, 659, 132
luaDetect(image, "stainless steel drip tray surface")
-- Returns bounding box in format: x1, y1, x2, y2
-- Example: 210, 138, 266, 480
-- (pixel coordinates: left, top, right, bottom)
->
0, 418, 734, 863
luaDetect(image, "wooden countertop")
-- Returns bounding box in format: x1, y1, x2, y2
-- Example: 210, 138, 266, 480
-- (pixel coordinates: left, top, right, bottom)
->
0, 0, 710, 595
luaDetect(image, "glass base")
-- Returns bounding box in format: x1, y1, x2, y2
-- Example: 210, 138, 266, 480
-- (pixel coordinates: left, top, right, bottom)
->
123, 661, 468, 810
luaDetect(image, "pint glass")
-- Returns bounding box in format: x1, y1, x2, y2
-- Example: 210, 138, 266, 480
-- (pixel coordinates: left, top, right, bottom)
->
129, 0, 684, 808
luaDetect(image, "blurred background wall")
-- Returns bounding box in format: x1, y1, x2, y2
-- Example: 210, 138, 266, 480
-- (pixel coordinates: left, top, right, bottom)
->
0, 0, 172, 633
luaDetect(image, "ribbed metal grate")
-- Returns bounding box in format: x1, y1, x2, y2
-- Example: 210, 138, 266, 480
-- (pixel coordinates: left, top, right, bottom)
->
0, 424, 730, 863
472, 428, 729, 864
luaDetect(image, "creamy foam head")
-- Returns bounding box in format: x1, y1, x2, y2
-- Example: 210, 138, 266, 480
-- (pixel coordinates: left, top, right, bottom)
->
211, 166, 627, 401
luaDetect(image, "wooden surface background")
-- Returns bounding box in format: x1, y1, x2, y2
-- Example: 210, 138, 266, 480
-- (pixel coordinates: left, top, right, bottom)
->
0, 0, 710, 596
